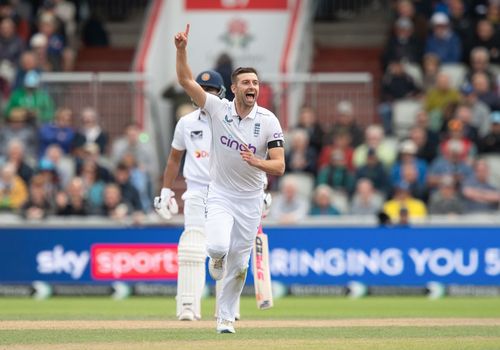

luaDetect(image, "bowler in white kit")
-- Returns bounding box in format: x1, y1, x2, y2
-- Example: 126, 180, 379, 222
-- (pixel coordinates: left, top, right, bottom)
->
175, 24, 285, 334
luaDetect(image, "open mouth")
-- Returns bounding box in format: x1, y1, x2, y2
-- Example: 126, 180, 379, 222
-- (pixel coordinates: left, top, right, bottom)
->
245, 92, 255, 102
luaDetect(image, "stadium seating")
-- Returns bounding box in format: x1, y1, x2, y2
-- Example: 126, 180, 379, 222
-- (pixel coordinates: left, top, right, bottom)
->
439, 63, 467, 89
392, 99, 423, 138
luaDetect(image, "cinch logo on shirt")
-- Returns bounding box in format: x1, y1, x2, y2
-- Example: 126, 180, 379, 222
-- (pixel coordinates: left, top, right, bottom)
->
220, 136, 256, 154
194, 150, 209, 158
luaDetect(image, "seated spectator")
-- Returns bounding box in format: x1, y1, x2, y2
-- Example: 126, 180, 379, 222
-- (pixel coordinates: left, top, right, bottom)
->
317, 149, 355, 196
461, 159, 500, 213
381, 17, 423, 70
309, 185, 340, 216
36, 157, 61, 198
471, 71, 500, 111
399, 162, 428, 201
391, 139, 427, 187
383, 181, 427, 223
427, 139, 474, 191
285, 128, 317, 176
350, 178, 384, 215
43, 144, 75, 188
113, 162, 143, 213
38, 106, 75, 157
465, 19, 500, 65
378, 60, 421, 135
354, 147, 390, 195
391, 0, 429, 42
12, 51, 42, 90
447, 103, 480, 145
29, 33, 52, 72
422, 53, 441, 90
55, 177, 89, 216
428, 175, 465, 215
111, 122, 158, 181
479, 111, 500, 153
464, 47, 497, 89
295, 106, 324, 154
448, 0, 474, 48
3, 139, 34, 185
425, 12, 462, 64
120, 152, 153, 213
317, 129, 354, 171
353, 124, 397, 169
409, 125, 438, 165
5, 70, 55, 124
270, 175, 309, 224
92, 183, 132, 220
20, 174, 54, 220
0, 108, 38, 160
424, 71, 461, 124
0, 17, 24, 97
72, 107, 108, 156
0, 162, 28, 211
460, 83, 491, 137
79, 159, 106, 208
76, 143, 113, 183
33, 12, 70, 71
439, 119, 477, 164
327, 100, 364, 147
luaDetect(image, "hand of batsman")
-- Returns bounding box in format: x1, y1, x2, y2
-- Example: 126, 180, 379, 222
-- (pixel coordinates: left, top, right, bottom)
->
154, 188, 179, 220
174, 24, 190, 49
262, 192, 272, 218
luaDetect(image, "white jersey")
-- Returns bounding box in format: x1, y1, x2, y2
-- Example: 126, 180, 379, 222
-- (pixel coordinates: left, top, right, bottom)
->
203, 93, 284, 197
171, 109, 211, 190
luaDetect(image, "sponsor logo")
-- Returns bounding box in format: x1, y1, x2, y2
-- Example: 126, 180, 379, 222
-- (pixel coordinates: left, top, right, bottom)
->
37, 245, 89, 280
220, 136, 256, 153
190, 130, 203, 139
254, 123, 261, 137
273, 132, 284, 139
220, 18, 254, 48
224, 115, 234, 124
91, 244, 178, 280
194, 150, 209, 158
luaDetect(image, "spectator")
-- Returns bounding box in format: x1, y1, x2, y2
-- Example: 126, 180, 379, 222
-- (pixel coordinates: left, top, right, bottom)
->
79, 159, 106, 208
20, 174, 53, 220
350, 178, 384, 215
113, 162, 143, 213
38, 106, 75, 157
43, 144, 74, 188
399, 161, 428, 201
55, 177, 89, 216
382, 181, 427, 223
29, 33, 52, 72
0, 108, 38, 160
284, 128, 317, 176
450, 103, 480, 146
120, 152, 153, 213
378, 59, 421, 135
464, 47, 497, 89
213, 52, 233, 101
421, 52, 441, 90
448, 0, 474, 48
317, 149, 355, 196
35, 157, 61, 198
381, 17, 423, 70
353, 124, 397, 169
317, 129, 354, 171
309, 184, 340, 216
461, 159, 500, 213
424, 71, 461, 120
3, 138, 34, 185
327, 100, 364, 147
76, 142, 113, 183
424, 12, 462, 64
439, 119, 477, 164
354, 147, 390, 195
111, 122, 158, 181
5, 70, 55, 124
465, 19, 500, 64
33, 12, 68, 71
93, 183, 132, 220
459, 83, 491, 137
409, 125, 438, 165
12, 51, 42, 90
471, 71, 500, 111
72, 107, 108, 156
295, 106, 324, 154
0, 161, 28, 210
392, 139, 427, 187
479, 111, 500, 153
428, 175, 465, 215
270, 175, 309, 224
427, 139, 474, 191
0, 17, 24, 96
49, 0, 77, 49
413, 109, 440, 156
392, 0, 429, 42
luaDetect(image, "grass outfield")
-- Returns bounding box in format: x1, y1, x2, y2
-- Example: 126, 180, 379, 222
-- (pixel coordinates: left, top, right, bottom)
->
1, 296, 500, 349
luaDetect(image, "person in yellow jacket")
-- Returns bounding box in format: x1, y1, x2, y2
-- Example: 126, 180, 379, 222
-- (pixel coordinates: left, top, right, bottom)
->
383, 181, 427, 224
0, 162, 28, 210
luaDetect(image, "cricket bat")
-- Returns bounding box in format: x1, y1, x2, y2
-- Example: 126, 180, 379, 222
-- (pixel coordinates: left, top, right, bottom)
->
252, 226, 273, 310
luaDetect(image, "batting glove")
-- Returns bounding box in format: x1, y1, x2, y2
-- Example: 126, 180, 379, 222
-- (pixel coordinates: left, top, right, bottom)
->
262, 192, 272, 218
154, 188, 179, 220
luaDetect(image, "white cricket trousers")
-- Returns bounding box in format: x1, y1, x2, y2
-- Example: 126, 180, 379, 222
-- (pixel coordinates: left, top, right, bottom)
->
205, 185, 263, 322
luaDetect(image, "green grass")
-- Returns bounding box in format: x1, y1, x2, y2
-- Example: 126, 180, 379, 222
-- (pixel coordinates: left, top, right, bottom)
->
1, 296, 500, 349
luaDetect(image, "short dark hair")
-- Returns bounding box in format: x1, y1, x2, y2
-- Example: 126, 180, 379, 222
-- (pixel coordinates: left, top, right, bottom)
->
231, 67, 258, 84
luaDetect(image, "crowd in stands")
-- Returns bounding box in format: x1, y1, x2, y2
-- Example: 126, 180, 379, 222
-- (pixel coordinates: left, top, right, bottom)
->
271, 0, 500, 226
0, 1, 155, 224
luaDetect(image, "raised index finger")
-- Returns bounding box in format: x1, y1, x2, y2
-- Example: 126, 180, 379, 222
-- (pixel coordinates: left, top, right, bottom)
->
185, 24, 190, 36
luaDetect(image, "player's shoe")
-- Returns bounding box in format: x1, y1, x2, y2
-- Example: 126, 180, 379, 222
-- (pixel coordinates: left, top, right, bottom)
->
209, 256, 226, 281
216, 318, 235, 334
178, 309, 196, 321
235, 313, 240, 321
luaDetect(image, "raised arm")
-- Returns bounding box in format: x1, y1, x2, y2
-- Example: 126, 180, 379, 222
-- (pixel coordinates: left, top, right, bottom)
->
174, 24, 206, 108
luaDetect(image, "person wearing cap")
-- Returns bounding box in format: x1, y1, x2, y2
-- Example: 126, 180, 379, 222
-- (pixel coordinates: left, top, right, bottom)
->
381, 16, 423, 70
382, 180, 427, 223
479, 111, 500, 153
424, 12, 462, 63
4, 69, 55, 123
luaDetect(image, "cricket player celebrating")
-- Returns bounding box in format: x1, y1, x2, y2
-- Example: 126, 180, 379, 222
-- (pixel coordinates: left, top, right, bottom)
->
154, 70, 226, 321
175, 24, 285, 334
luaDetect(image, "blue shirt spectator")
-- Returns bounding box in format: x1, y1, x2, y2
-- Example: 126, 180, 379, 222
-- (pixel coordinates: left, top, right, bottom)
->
38, 107, 75, 157
425, 12, 462, 63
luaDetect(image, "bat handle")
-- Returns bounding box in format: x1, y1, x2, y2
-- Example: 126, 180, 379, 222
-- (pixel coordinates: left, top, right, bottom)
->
257, 224, 263, 234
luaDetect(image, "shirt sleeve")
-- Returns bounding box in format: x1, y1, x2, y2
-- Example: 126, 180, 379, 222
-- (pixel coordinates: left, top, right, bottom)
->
171, 118, 186, 151
265, 114, 285, 144
203, 92, 226, 121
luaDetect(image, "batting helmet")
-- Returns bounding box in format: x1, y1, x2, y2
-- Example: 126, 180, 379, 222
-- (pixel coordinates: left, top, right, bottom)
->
196, 70, 226, 99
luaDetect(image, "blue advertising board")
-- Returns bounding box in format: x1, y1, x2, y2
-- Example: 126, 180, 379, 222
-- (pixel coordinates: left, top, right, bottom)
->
0, 226, 499, 286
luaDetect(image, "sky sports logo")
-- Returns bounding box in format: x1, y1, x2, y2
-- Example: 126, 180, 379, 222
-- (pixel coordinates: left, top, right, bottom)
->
91, 244, 178, 280
220, 136, 256, 153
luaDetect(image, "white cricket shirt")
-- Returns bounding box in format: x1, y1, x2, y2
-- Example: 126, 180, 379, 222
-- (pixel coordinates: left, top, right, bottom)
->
171, 109, 211, 190
203, 93, 284, 197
